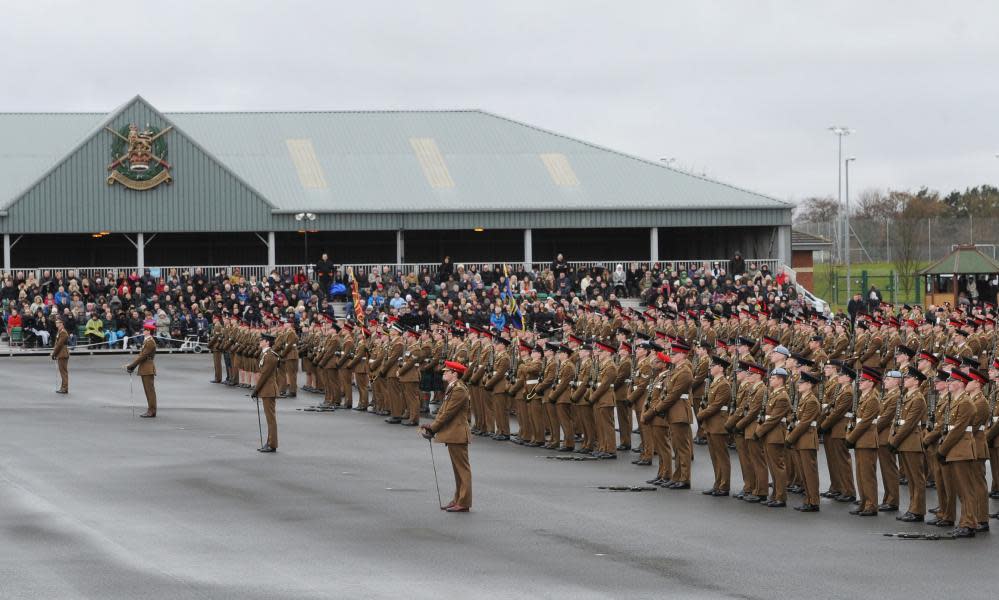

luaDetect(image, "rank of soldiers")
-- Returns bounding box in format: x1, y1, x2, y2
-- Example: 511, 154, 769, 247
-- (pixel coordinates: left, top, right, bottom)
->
205, 301, 999, 538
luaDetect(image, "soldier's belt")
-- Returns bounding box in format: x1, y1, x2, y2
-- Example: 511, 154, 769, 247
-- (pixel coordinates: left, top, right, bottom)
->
845, 412, 854, 418
526, 379, 539, 385
945, 425, 973, 432
978, 426, 986, 431
721, 406, 729, 412
680, 394, 688, 399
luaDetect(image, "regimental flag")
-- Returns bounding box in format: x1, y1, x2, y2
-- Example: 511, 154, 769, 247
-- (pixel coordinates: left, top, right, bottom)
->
348, 267, 365, 323
502, 264, 523, 330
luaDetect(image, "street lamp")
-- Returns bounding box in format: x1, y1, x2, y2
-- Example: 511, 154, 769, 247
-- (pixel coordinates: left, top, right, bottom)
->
845, 157, 856, 299
294, 212, 317, 266
829, 126, 854, 262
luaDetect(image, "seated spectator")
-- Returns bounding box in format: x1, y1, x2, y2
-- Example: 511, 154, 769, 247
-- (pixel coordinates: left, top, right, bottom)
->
84, 312, 105, 347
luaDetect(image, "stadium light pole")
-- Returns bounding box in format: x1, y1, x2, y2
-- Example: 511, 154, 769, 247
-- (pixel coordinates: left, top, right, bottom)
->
845, 157, 856, 299
295, 212, 317, 266
829, 126, 854, 262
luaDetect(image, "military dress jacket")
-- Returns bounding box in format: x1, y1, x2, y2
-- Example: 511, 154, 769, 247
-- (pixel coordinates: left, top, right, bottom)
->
127, 336, 157, 376
430, 381, 471, 444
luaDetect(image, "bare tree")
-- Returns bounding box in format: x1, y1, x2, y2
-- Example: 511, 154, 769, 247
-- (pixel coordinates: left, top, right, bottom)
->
892, 189, 946, 297
794, 196, 839, 224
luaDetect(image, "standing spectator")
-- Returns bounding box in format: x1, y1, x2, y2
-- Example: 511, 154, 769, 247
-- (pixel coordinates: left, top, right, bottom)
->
867, 285, 881, 313
315, 253, 334, 297
438, 256, 454, 284
551, 253, 569, 279
730, 251, 746, 277
847, 293, 865, 323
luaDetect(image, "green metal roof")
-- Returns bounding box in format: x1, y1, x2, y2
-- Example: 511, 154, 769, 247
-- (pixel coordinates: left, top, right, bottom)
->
0, 96, 788, 211
920, 245, 999, 275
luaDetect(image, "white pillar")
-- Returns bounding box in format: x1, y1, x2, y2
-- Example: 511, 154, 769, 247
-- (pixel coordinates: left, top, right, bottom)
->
267, 231, 276, 272
396, 229, 404, 264
523, 228, 533, 268
3, 234, 10, 271
777, 225, 792, 267
650, 227, 659, 262
137, 232, 145, 270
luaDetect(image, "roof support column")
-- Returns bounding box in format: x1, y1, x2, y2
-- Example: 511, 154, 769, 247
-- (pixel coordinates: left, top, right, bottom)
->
523, 228, 533, 269
137, 232, 144, 271
777, 225, 791, 268
267, 231, 276, 273
396, 229, 404, 265
3, 234, 10, 271
650, 227, 659, 263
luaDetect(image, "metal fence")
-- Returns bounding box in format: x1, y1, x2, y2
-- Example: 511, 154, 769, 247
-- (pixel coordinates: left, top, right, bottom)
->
0, 259, 782, 283
818, 268, 923, 306
796, 217, 999, 265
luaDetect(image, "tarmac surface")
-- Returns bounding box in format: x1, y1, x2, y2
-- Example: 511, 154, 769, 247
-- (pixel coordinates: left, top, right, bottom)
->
1, 354, 996, 599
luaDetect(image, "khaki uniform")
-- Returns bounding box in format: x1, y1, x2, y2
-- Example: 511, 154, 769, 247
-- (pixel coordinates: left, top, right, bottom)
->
52, 329, 70, 392
428, 380, 472, 509
696, 375, 732, 492
788, 391, 821, 506
127, 335, 158, 414
889, 389, 927, 516
253, 347, 280, 449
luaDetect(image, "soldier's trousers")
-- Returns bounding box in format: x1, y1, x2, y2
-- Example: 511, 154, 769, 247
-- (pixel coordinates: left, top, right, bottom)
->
734, 436, 754, 493
825, 437, 856, 496
354, 372, 369, 409
936, 452, 955, 521
798, 448, 820, 506
556, 403, 575, 448
492, 392, 510, 435
925, 446, 939, 486
469, 385, 483, 430
973, 458, 988, 524
745, 438, 768, 496
224, 353, 234, 383
324, 369, 339, 406
764, 442, 788, 501
388, 378, 403, 418
479, 387, 495, 434
339, 369, 354, 408
707, 433, 730, 491
650, 424, 673, 480
878, 445, 900, 506
670, 423, 692, 482
595, 406, 616, 453
788, 447, 802, 487
990, 447, 999, 493
57, 358, 69, 391
447, 443, 472, 508
947, 460, 978, 529
212, 351, 222, 382
514, 397, 528, 438
529, 400, 545, 443
635, 404, 652, 460
404, 381, 420, 423
855, 448, 879, 513
276, 362, 287, 393
544, 401, 559, 445
577, 404, 595, 450
372, 377, 385, 412
616, 401, 632, 448
262, 396, 278, 449
899, 451, 926, 516
284, 359, 298, 395
141, 374, 156, 413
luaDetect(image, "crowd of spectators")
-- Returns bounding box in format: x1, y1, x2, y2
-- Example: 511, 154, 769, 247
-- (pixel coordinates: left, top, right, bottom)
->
0, 251, 805, 349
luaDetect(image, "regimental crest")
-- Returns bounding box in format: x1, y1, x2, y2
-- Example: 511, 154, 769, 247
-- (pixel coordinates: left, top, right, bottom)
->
105, 123, 173, 190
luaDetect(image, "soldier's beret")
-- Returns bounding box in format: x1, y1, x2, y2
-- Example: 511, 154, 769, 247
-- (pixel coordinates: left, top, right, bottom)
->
711, 355, 730, 369
443, 360, 467, 374
904, 366, 926, 381
799, 370, 821, 385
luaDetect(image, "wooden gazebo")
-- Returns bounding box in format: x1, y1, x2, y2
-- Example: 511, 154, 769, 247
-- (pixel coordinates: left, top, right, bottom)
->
920, 244, 999, 307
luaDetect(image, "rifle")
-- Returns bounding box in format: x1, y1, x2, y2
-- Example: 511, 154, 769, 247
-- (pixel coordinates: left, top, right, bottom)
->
787, 379, 800, 432
508, 344, 519, 384
926, 388, 938, 432
756, 386, 770, 424
728, 367, 739, 414
846, 377, 860, 433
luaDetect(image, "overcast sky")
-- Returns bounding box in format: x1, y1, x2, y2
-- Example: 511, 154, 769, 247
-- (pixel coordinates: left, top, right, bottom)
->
3, 1, 998, 204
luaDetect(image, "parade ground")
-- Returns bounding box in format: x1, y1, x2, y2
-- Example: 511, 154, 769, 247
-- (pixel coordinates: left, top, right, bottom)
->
0, 355, 995, 600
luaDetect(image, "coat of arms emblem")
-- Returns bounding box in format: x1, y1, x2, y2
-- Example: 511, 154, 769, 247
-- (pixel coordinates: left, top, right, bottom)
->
106, 124, 173, 190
